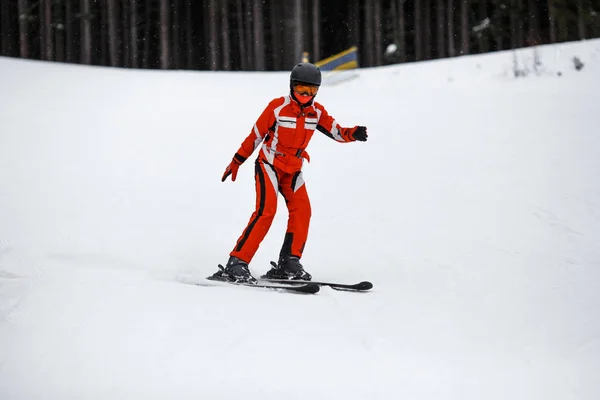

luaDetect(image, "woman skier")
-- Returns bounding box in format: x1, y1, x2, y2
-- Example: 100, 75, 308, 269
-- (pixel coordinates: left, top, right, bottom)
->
212, 62, 368, 284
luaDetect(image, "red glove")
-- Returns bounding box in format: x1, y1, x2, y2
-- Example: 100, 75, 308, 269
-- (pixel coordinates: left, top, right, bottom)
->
221, 156, 244, 182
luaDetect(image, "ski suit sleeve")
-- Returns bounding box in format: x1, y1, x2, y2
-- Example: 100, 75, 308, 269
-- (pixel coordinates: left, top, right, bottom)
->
315, 103, 359, 143
232, 99, 279, 164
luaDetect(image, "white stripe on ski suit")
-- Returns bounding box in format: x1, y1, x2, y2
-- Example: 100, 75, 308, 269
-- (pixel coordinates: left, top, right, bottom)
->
261, 95, 290, 164
315, 108, 343, 142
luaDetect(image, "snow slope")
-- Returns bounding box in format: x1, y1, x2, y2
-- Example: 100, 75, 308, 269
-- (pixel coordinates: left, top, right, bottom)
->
1, 40, 600, 399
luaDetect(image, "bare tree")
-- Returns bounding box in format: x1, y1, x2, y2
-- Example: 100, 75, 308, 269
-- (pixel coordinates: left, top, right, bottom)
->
312, 0, 321, 62
100, 2, 108, 65
107, 0, 119, 66
253, 0, 265, 70
436, 0, 445, 58
236, 0, 248, 70
374, 0, 383, 65
478, 0, 488, 52
447, 0, 455, 56
121, 0, 130, 67
18, 0, 29, 58
424, 0, 432, 59
293, 0, 303, 65
143, 0, 151, 68
391, 0, 398, 59
208, 0, 218, 70
171, 0, 179, 68
1, 0, 14, 56
364, 0, 374, 66
41, 0, 53, 60
243, 0, 253, 68
510, 0, 523, 48
415, 0, 422, 61
576, 0, 586, 39
221, 0, 231, 70
80, 0, 92, 64
185, 0, 193, 68
65, 0, 74, 62
398, 0, 406, 61
55, 4, 65, 62
348, 0, 360, 52
547, 0, 556, 43
159, 0, 170, 68
269, 1, 282, 69
130, 0, 139, 68
461, 0, 469, 54
527, 0, 539, 44
281, 0, 303, 68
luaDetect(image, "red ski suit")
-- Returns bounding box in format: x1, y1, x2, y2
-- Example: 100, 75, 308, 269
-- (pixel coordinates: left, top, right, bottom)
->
229, 94, 360, 263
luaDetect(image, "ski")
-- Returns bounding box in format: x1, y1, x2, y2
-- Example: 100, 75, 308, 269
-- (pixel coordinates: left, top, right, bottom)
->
260, 277, 372, 292
206, 275, 320, 294
261, 262, 373, 292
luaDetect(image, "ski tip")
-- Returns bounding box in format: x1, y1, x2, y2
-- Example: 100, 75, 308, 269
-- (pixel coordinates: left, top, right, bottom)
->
358, 281, 373, 290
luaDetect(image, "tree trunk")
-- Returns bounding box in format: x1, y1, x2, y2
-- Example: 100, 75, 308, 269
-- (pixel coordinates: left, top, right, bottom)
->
243, 0, 253, 69
221, 0, 231, 70
236, 0, 247, 70
494, 1, 504, 51
171, 0, 179, 69
510, 0, 523, 49
478, 0, 488, 52
293, 0, 303, 65
159, 0, 170, 68
1, 1, 13, 56
461, 0, 469, 55
121, 0, 129, 67
424, 0, 432, 59
143, 0, 151, 68
312, 0, 320, 62
185, 0, 193, 68
100, 2, 108, 65
107, 0, 118, 66
391, 0, 398, 56
547, 0, 556, 43
208, 0, 218, 70
398, 0, 406, 62
527, 0, 539, 45
80, 0, 91, 64
65, 0, 73, 62
18, 0, 29, 58
374, 0, 383, 65
130, 0, 138, 68
55, 2, 65, 62
365, 0, 374, 66
436, 0, 445, 58
349, 0, 360, 51
415, 0, 422, 61
576, 0, 586, 40
447, 0, 455, 56
269, 0, 282, 69
41, 0, 53, 61
253, 0, 265, 70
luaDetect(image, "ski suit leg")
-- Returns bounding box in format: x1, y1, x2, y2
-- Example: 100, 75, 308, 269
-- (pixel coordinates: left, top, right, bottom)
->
278, 170, 311, 259
230, 160, 279, 263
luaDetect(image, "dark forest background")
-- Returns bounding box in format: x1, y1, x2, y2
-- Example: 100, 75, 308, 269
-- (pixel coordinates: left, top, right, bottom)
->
1, 0, 599, 71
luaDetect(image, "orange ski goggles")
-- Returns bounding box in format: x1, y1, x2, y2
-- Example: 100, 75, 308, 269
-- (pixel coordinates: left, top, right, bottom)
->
293, 82, 319, 97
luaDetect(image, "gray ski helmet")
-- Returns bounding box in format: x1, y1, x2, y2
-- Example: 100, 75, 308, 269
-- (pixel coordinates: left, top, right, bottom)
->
290, 63, 322, 86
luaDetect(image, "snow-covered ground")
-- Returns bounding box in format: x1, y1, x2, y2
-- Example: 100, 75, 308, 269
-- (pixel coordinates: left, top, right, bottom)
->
1, 40, 599, 399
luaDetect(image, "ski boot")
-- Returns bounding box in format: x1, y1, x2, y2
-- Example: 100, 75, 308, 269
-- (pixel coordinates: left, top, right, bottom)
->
263, 255, 312, 281
211, 256, 257, 284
